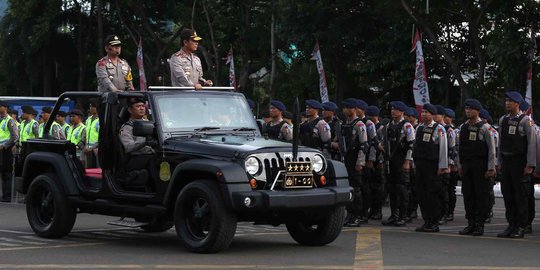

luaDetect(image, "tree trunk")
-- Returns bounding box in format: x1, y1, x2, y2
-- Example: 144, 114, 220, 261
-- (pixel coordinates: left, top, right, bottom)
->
202, 0, 219, 84
269, 1, 276, 99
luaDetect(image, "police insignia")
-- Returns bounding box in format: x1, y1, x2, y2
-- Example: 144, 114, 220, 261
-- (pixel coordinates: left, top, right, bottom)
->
125, 71, 133, 81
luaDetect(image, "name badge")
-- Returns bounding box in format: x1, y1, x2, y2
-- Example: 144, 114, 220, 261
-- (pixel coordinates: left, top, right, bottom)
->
469, 132, 477, 141
509, 126, 516, 135
423, 133, 431, 142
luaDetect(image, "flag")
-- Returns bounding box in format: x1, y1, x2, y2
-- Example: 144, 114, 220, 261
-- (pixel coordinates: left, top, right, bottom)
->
411, 28, 430, 119
136, 37, 147, 91
225, 47, 237, 89
310, 42, 329, 103
525, 26, 536, 117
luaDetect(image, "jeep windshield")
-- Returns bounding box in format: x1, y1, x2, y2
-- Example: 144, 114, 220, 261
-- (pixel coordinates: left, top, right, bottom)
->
153, 92, 258, 134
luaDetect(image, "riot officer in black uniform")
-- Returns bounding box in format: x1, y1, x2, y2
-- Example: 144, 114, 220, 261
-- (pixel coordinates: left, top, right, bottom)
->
444, 108, 459, 222
520, 101, 536, 234
479, 108, 497, 223
458, 99, 496, 236
382, 101, 415, 226
341, 98, 369, 227
265, 100, 292, 142
404, 107, 419, 221
299, 99, 331, 150
323, 101, 342, 161
414, 103, 448, 233
366, 105, 386, 220
497, 91, 536, 238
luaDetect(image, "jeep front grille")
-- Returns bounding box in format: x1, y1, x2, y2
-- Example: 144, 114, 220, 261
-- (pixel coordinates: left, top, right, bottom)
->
249, 152, 317, 190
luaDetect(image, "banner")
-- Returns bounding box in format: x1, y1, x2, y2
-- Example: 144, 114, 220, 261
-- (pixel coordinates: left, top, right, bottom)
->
225, 48, 237, 89
310, 42, 329, 103
136, 37, 147, 91
411, 28, 430, 119
525, 26, 536, 116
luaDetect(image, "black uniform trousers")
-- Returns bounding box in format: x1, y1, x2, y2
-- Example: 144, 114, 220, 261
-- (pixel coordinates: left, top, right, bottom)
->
527, 181, 535, 226
500, 155, 530, 228
388, 155, 409, 219
369, 164, 386, 214
408, 168, 418, 215
447, 171, 458, 215
440, 173, 450, 218
0, 149, 13, 202
461, 159, 490, 222
415, 159, 442, 224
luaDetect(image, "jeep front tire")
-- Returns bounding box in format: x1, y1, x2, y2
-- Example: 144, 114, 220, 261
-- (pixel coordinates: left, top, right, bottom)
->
286, 206, 346, 246
174, 180, 237, 253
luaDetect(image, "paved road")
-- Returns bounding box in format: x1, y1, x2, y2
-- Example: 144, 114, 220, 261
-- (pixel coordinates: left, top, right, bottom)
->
0, 198, 539, 270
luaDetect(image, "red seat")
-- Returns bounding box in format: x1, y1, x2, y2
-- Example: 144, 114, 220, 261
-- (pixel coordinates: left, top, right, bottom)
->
85, 168, 102, 179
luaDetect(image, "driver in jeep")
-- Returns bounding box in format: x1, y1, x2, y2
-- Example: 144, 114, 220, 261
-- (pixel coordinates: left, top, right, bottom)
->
119, 98, 157, 186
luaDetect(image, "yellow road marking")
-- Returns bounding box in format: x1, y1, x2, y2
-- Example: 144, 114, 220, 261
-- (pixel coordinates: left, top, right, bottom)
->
354, 227, 383, 270
0, 242, 104, 251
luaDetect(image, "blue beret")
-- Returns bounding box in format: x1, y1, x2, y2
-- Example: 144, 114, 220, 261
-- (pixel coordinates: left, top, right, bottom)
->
435, 105, 446, 115
390, 101, 408, 112
405, 107, 418, 118
444, 108, 455, 118
366, 106, 380, 116
322, 101, 338, 111
42, 106, 52, 114
0, 101, 8, 108
464, 98, 482, 111
520, 101, 530, 112
355, 99, 368, 110
342, 98, 357, 108
423, 103, 437, 115
69, 109, 84, 117
22, 105, 36, 115
505, 91, 524, 103
270, 100, 286, 112
305, 99, 323, 110
479, 109, 490, 119
246, 99, 256, 109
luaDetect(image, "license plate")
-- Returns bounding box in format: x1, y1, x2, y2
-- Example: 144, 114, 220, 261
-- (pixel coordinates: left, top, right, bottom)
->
284, 161, 313, 189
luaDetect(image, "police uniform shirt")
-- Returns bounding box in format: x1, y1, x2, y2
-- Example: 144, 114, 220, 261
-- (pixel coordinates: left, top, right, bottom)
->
119, 119, 155, 155
313, 118, 332, 143
497, 112, 537, 167
375, 122, 386, 163
416, 120, 448, 169
39, 122, 64, 140
96, 56, 134, 92
170, 49, 206, 87
452, 126, 461, 167
458, 118, 497, 170
346, 117, 368, 166
533, 124, 540, 172
0, 115, 19, 149
69, 123, 86, 150
445, 124, 457, 166
267, 118, 293, 141
21, 119, 39, 140
363, 118, 378, 162
385, 117, 416, 161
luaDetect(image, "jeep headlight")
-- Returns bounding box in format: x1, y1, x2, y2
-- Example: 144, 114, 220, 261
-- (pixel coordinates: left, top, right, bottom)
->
312, 154, 326, 174
245, 156, 261, 176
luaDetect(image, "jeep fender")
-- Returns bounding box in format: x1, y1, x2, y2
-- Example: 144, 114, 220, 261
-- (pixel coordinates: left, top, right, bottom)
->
20, 152, 79, 195
325, 160, 349, 187
164, 159, 251, 210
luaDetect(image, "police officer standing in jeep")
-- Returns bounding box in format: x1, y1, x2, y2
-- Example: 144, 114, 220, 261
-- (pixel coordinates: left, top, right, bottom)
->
265, 100, 292, 142
170, 29, 213, 89
0, 101, 19, 202
382, 101, 415, 226
458, 99, 496, 236
341, 98, 368, 227
96, 35, 135, 92
497, 91, 537, 238
414, 103, 448, 233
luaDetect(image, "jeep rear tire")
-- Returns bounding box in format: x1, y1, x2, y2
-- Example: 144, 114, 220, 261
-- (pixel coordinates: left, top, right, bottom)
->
26, 173, 77, 238
286, 206, 345, 246
174, 180, 237, 253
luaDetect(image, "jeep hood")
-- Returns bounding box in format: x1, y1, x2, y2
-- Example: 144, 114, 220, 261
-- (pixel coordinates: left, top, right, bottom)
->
164, 136, 306, 158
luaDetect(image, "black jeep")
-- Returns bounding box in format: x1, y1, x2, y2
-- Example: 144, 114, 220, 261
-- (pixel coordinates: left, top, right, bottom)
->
15, 88, 352, 253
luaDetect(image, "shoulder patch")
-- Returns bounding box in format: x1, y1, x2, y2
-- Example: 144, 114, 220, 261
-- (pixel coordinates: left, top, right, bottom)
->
98, 58, 106, 67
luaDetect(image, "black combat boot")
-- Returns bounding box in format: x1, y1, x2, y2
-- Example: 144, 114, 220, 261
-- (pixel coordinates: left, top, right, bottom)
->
369, 208, 382, 220
509, 227, 525, 238
415, 222, 428, 232
459, 219, 475, 235
497, 224, 515, 238
472, 222, 484, 236
423, 223, 440, 233
445, 213, 454, 221
382, 211, 398, 226
524, 224, 533, 234
344, 216, 362, 227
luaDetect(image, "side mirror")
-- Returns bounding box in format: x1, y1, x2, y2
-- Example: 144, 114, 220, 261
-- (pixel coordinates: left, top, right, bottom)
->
132, 120, 155, 137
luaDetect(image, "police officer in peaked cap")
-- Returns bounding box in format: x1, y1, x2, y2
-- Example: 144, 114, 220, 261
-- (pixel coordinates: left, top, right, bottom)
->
96, 35, 135, 92
170, 29, 213, 89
